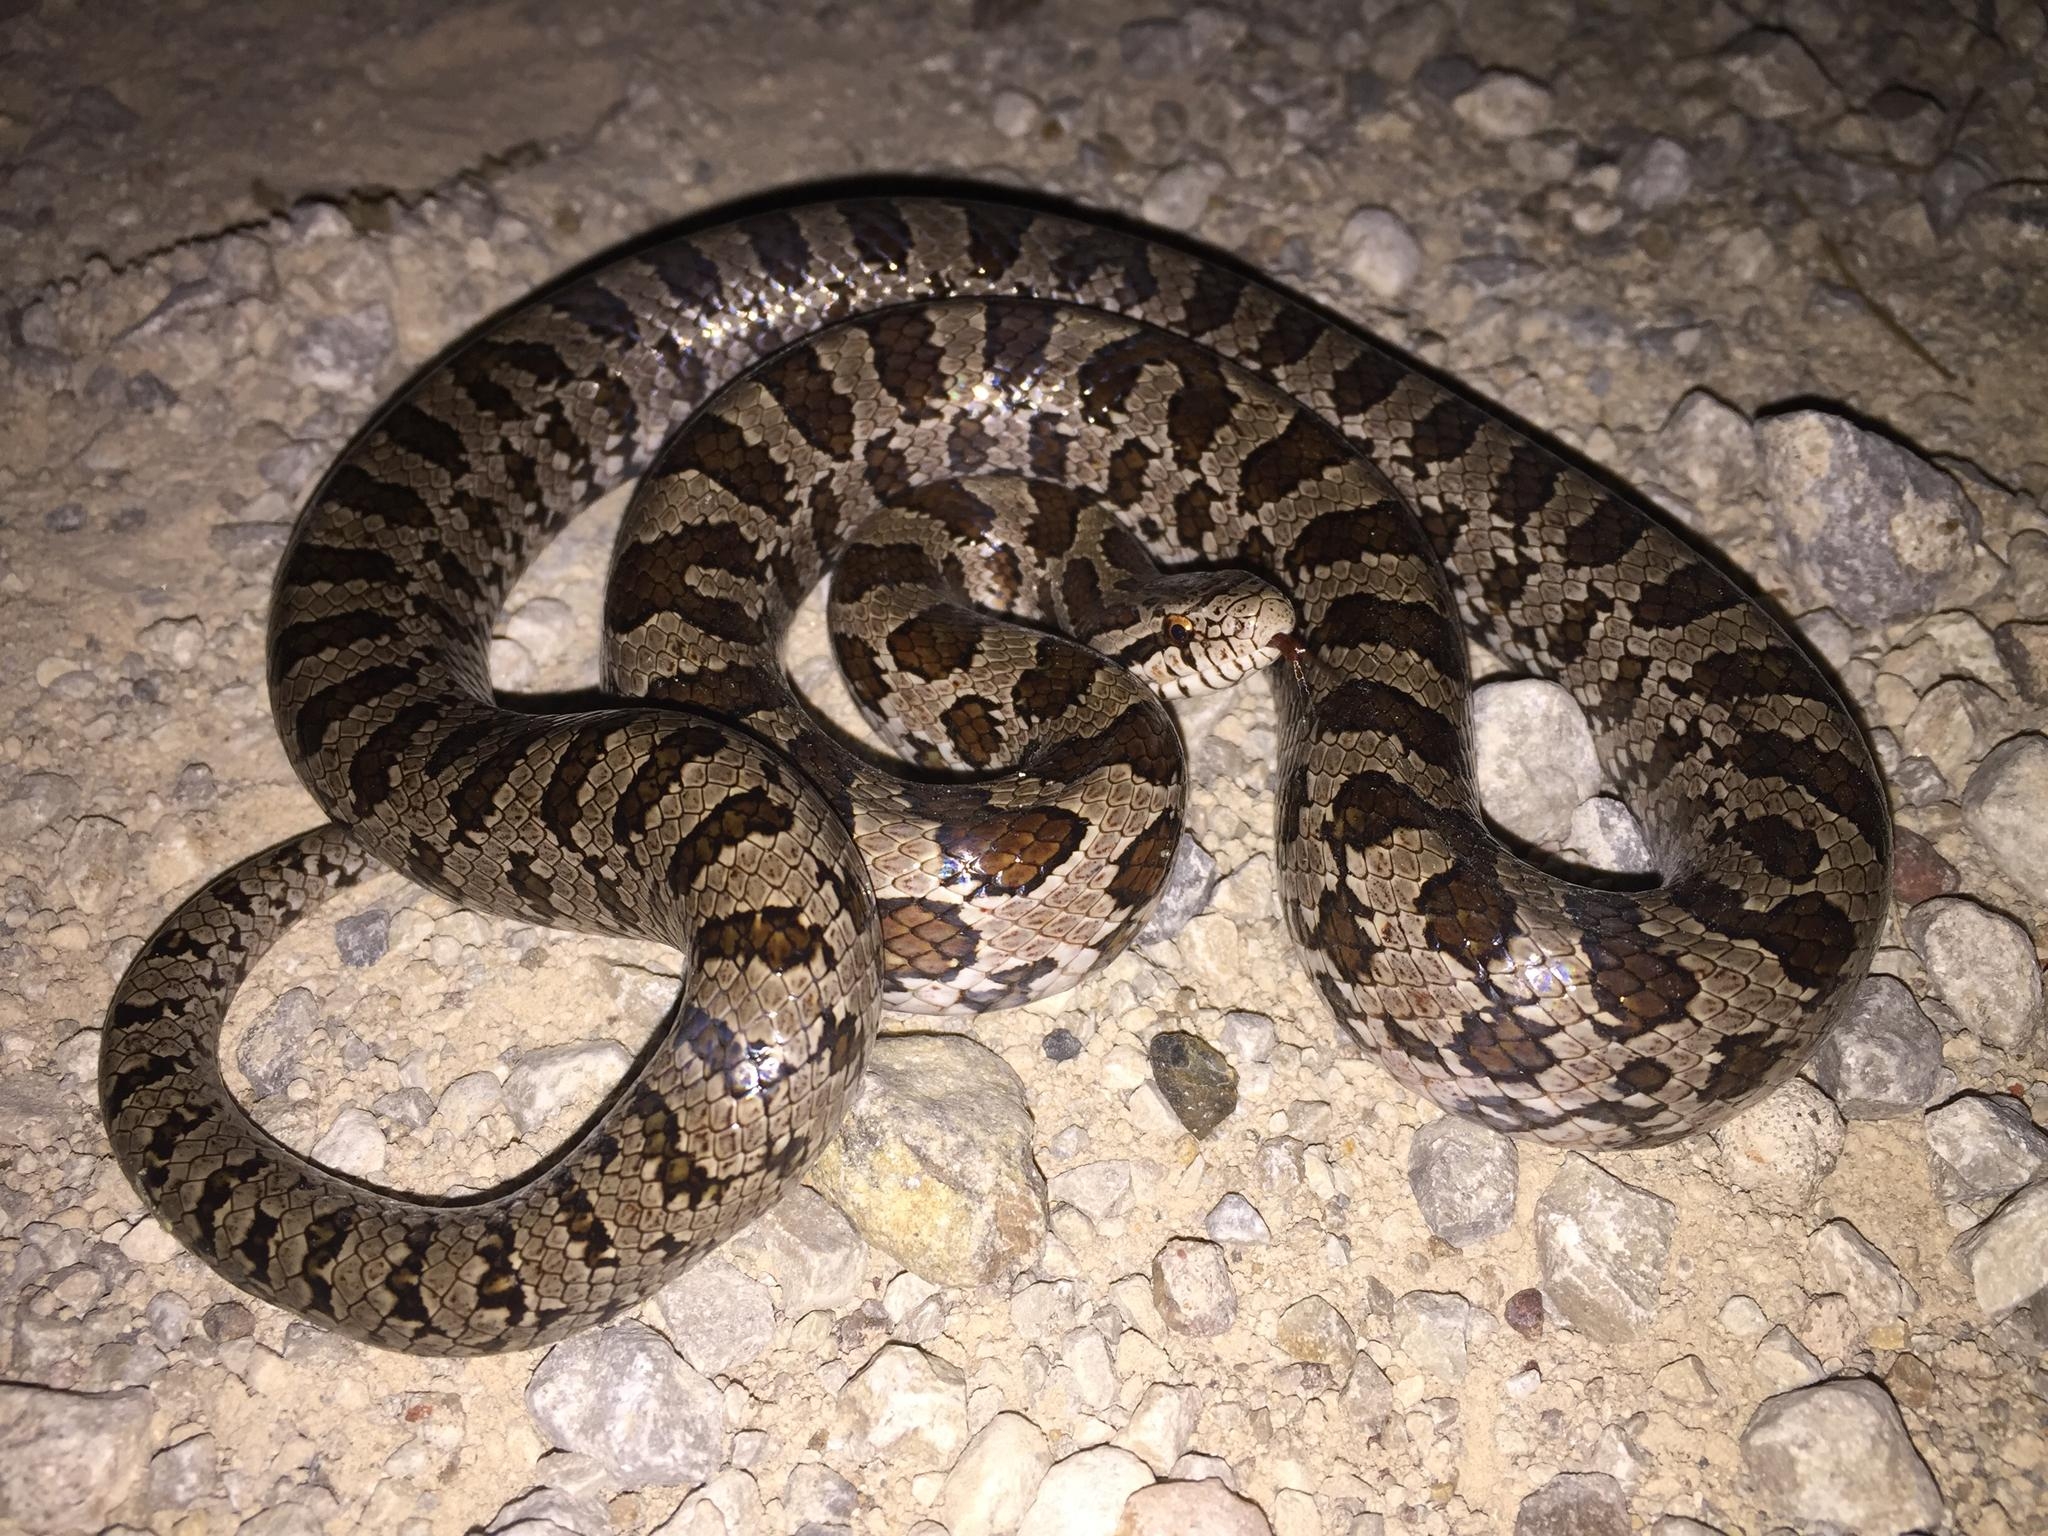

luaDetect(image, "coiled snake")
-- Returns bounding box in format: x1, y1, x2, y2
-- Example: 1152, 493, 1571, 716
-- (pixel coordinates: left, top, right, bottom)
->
101, 197, 1890, 1353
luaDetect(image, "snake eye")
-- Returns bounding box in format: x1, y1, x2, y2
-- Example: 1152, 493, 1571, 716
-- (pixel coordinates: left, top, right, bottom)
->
1163, 613, 1194, 646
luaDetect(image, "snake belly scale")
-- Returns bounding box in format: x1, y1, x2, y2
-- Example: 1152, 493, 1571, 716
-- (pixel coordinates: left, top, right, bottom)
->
101, 197, 1891, 1353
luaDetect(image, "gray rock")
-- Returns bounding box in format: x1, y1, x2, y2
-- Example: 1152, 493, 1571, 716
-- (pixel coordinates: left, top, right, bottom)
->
333, 908, 390, 966
525, 1321, 722, 1487
0, 1383, 153, 1534
372, 1086, 435, 1129
1513, 1472, 1628, 1536
503, 1040, 632, 1134
1138, 834, 1219, 942
786, 1461, 857, 1525
1338, 207, 1422, 301
1452, 71, 1553, 140
1563, 797, 1656, 875
1953, 1179, 2048, 1318
1925, 1092, 2048, 1202
1752, 1324, 1825, 1392
1903, 896, 2045, 1051
1392, 1289, 1477, 1381
1712, 1078, 1844, 1201
1963, 734, 2048, 904
1407, 1115, 1519, 1246
0, 770, 81, 839
1470, 679, 1601, 846
990, 89, 1041, 139
1740, 1380, 1942, 1533
1810, 974, 1942, 1118
236, 986, 320, 1097
655, 1255, 775, 1377
58, 814, 128, 914
1365, 2, 1454, 84
290, 305, 396, 393
1151, 1237, 1237, 1335
1720, 27, 1837, 119
147, 1431, 219, 1509
1758, 411, 1979, 628
1619, 136, 1695, 211
1141, 158, 1226, 231
1808, 1219, 1919, 1323
1535, 1154, 1677, 1342
309, 1106, 386, 1179
1148, 1030, 1238, 1138
726, 1185, 868, 1317
1204, 1192, 1270, 1245
1118, 17, 1190, 79
829, 1342, 968, 1470
1656, 389, 1759, 507
485, 1486, 610, 1536
808, 1033, 1046, 1286
439, 1070, 505, 1133
1047, 1160, 1135, 1223
1218, 1011, 1276, 1062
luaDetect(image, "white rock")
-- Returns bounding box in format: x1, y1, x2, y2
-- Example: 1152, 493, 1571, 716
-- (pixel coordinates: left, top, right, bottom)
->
654, 1257, 775, 1377
1452, 72, 1554, 140
1470, 679, 1600, 846
1016, 1445, 1155, 1536
310, 1106, 387, 1178
1392, 1290, 1476, 1381
1963, 734, 2048, 904
938, 1411, 1052, 1536
1338, 207, 1422, 301
725, 1186, 868, 1317
1534, 1155, 1677, 1341
829, 1343, 968, 1471
1904, 896, 2045, 1051
1116, 1478, 1274, 1535
0, 1384, 153, 1534
1712, 1079, 1844, 1202
1808, 1219, 1919, 1323
1953, 1179, 2048, 1318
1117, 1383, 1202, 1474
1049, 1160, 1137, 1224
1203, 1192, 1270, 1245
525, 1322, 723, 1487
503, 1040, 631, 1133
1925, 1092, 2048, 1202
1752, 1325, 1824, 1392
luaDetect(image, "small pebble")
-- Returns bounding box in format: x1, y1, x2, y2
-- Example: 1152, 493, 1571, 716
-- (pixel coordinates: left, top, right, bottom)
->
1151, 1237, 1237, 1335
1147, 1030, 1239, 1138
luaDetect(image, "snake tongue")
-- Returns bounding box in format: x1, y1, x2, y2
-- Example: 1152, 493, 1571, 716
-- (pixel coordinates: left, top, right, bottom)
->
1271, 631, 1303, 661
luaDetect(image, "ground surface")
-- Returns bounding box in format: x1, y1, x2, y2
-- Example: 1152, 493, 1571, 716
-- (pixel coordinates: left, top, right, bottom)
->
2, 2, 2045, 1534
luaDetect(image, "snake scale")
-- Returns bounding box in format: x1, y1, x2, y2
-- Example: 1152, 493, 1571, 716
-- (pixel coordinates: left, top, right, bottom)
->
101, 196, 1890, 1354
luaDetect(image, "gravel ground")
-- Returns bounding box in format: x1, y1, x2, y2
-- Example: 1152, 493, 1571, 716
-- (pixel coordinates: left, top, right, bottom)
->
3, 2, 2046, 1533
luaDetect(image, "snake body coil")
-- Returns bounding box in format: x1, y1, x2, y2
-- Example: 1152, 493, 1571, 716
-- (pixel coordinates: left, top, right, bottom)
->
102, 197, 1890, 1353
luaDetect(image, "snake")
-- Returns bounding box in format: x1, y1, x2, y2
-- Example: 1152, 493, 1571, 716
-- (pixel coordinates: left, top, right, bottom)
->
101, 196, 1891, 1354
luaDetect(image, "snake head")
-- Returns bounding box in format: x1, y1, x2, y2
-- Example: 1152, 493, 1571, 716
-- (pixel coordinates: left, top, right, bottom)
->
1118, 570, 1300, 698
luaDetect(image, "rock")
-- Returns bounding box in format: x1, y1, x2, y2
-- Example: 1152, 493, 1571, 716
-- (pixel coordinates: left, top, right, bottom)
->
1740, 1380, 1943, 1533
1452, 71, 1553, 140
1924, 1092, 2048, 1202
1809, 975, 1942, 1118
1563, 796, 1655, 873
1116, 1479, 1273, 1534
59, 814, 128, 913
1711, 1078, 1844, 1202
0, 770, 80, 839
1117, 1383, 1201, 1473
1504, 1287, 1544, 1337
1890, 827, 1960, 906
808, 1033, 1046, 1285
1204, 1192, 1270, 1245
1513, 1472, 1628, 1536
991, 89, 1041, 139
1338, 1357, 1395, 1433
1534, 1155, 1677, 1342
725, 1185, 867, 1317
1752, 1324, 1825, 1392
1808, 1219, 1919, 1323
785, 1462, 857, 1528
488, 1486, 611, 1536
0, 1384, 153, 1534
334, 907, 390, 966
1619, 136, 1695, 211
236, 986, 320, 1098
652, 1470, 766, 1535
654, 1256, 775, 1377
1276, 1296, 1356, 1382
1118, 17, 1190, 79
1470, 680, 1600, 846
1151, 1238, 1237, 1335
1016, 1444, 1155, 1536
1653, 1354, 1718, 1404
1757, 412, 1978, 628
1147, 1031, 1239, 1138
1043, 1028, 1084, 1062
1953, 1180, 2048, 1318
1903, 896, 2045, 1051
438, 1070, 504, 1132
1138, 835, 1219, 942
525, 1322, 722, 1487
147, 1431, 218, 1508
1141, 159, 1226, 232
1338, 207, 1422, 301
309, 1106, 386, 1178
938, 1411, 1052, 1536
1997, 622, 2048, 704
829, 1343, 967, 1470
1047, 1160, 1135, 1224
1963, 734, 2048, 903
1392, 1290, 1477, 1382
1406, 1115, 1518, 1246
1364, 2, 1453, 84
503, 1041, 632, 1134
1656, 390, 1759, 506
1720, 27, 1836, 119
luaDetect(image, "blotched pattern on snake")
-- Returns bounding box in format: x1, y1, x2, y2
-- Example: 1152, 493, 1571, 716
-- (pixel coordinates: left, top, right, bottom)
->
101, 197, 1890, 1353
